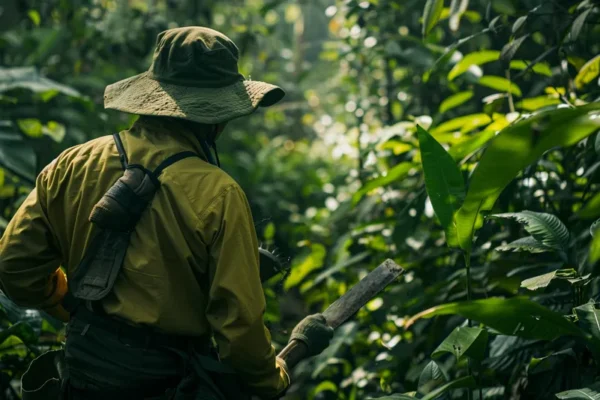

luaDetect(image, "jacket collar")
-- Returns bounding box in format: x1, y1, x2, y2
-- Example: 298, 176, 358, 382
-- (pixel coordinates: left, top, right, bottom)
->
132, 116, 213, 162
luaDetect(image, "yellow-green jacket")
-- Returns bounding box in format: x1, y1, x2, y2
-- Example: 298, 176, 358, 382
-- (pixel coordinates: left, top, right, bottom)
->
0, 117, 289, 398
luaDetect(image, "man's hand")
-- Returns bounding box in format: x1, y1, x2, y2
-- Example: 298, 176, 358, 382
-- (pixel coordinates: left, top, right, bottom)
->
289, 314, 333, 357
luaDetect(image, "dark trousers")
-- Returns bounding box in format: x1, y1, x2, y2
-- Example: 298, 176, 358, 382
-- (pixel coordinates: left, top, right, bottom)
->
64, 317, 184, 399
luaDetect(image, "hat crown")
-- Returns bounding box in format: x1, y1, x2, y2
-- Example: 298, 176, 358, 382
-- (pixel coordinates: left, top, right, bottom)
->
149, 27, 243, 88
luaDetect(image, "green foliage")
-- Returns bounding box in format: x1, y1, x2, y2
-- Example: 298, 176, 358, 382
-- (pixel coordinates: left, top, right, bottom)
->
417, 125, 465, 230
454, 104, 600, 253
407, 297, 588, 341
0, 0, 599, 398
491, 211, 570, 254
431, 326, 488, 361
556, 383, 600, 399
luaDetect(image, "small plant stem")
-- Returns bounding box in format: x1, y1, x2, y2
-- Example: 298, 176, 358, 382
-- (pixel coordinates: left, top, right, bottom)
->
463, 250, 473, 400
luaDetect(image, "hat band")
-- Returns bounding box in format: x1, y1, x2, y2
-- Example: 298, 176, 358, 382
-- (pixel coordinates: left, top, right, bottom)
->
147, 71, 245, 89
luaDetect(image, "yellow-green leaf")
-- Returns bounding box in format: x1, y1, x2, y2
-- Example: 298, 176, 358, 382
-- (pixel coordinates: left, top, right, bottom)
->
17, 119, 43, 138
478, 76, 522, 96
448, 50, 500, 81
28, 10, 41, 26
510, 60, 552, 76
431, 113, 491, 135
579, 192, 600, 219
516, 96, 561, 111
439, 91, 473, 113
575, 55, 600, 89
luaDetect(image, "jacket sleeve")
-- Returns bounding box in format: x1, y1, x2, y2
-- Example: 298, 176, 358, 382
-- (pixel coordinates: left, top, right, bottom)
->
201, 184, 289, 399
0, 165, 67, 316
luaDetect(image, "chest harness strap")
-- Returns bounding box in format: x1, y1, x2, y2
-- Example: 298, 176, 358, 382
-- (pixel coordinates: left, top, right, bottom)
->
63, 133, 200, 315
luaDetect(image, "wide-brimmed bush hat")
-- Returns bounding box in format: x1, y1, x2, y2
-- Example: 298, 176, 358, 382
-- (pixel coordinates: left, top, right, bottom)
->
104, 26, 285, 124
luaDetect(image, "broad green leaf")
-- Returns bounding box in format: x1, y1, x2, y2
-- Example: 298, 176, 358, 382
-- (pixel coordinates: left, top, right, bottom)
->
448, 50, 500, 81
284, 244, 326, 289
421, 376, 476, 400
418, 360, 449, 396
369, 395, 415, 400
567, 7, 593, 43
556, 382, 600, 399
352, 163, 415, 205
0, 66, 80, 97
406, 297, 587, 341
529, 349, 576, 374
510, 60, 552, 76
0, 321, 37, 345
579, 192, 600, 219
439, 91, 473, 114
575, 55, 600, 89
477, 76, 522, 96
574, 302, 600, 341
432, 326, 488, 361
453, 104, 600, 252
43, 121, 66, 142
0, 123, 37, 182
491, 211, 570, 252
520, 269, 578, 291
496, 236, 552, 254
516, 96, 561, 111
422, 0, 444, 37
448, 0, 469, 31
431, 113, 491, 135
313, 381, 337, 395
417, 125, 465, 230
448, 130, 496, 161
500, 35, 529, 63
17, 119, 43, 138
512, 15, 527, 33
0, 335, 29, 358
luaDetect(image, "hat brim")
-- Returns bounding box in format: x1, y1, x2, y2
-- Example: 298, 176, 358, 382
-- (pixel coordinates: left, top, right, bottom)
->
103, 72, 285, 124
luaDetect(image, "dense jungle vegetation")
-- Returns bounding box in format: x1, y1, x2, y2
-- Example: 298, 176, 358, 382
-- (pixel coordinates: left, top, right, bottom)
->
1, 0, 600, 399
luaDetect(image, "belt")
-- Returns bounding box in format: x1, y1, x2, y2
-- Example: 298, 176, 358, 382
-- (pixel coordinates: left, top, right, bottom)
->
70, 305, 210, 353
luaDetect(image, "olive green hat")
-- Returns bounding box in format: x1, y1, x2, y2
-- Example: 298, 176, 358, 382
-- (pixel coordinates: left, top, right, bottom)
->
104, 27, 285, 124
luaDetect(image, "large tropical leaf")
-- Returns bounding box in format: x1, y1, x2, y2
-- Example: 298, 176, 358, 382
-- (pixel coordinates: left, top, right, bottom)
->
556, 382, 600, 399
491, 211, 570, 253
453, 103, 600, 253
0, 66, 80, 97
0, 121, 37, 183
520, 269, 579, 291
495, 236, 553, 253
432, 326, 488, 361
406, 297, 587, 341
574, 301, 600, 341
418, 360, 449, 396
579, 192, 600, 219
421, 376, 476, 400
417, 125, 465, 230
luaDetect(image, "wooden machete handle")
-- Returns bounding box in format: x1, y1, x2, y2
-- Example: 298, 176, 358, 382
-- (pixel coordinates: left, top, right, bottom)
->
278, 339, 308, 369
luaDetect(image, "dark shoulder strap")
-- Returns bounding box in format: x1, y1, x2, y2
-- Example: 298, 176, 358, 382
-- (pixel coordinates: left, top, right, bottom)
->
113, 133, 128, 170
